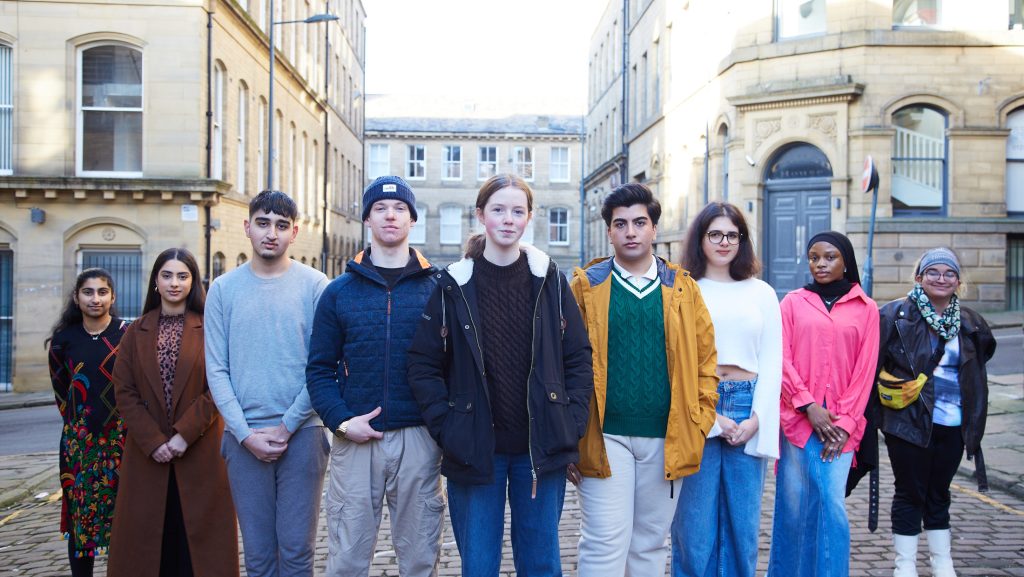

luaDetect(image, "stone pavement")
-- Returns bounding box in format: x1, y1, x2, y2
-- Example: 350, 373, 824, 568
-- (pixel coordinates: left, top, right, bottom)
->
2, 449, 1024, 576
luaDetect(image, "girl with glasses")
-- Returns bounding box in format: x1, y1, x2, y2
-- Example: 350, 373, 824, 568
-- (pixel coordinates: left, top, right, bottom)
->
877, 247, 995, 577
671, 202, 782, 577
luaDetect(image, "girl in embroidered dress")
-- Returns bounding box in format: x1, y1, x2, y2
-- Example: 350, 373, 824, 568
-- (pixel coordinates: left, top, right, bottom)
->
48, 268, 128, 577
108, 249, 237, 577
671, 202, 782, 577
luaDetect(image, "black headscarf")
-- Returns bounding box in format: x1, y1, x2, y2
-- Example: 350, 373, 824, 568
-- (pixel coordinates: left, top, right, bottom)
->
803, 230, 860, 310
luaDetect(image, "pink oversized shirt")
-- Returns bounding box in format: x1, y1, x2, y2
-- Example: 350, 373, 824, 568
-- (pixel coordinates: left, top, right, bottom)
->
780, 285, 880, 453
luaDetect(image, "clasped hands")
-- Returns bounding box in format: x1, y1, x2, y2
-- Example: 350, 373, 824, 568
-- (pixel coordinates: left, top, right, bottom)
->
804, 403, 849, 462
151, 433, 189, 463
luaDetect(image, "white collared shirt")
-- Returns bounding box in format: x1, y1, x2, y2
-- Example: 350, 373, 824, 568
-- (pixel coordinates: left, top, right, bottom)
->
611, 255, 658, 288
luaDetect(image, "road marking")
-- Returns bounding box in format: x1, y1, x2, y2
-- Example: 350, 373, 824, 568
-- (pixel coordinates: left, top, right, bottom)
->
951, 483, 1024, 516
0, 510, 23, 528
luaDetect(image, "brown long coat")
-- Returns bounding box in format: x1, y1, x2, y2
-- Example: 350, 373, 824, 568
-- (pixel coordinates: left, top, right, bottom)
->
108, 310, 238, 577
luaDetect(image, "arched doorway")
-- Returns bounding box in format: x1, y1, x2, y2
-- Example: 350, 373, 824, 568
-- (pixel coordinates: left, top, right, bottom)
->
764, 143, 833, 298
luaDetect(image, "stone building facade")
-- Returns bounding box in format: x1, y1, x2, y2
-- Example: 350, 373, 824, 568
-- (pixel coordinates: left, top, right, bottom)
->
585, 0, 1024, 309
0, 0, 366, 391
365, 101, 584, 272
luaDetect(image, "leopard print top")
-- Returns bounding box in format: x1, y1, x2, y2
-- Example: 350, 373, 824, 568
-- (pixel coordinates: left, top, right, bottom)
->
157, 313, 185, 422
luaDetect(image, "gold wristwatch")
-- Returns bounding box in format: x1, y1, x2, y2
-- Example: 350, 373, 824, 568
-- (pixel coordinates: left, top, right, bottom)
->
336, 419, 351, 437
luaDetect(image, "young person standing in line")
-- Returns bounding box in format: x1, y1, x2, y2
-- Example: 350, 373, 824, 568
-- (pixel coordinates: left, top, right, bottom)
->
307, 176, 444, 577
878, 248, 995, 577
47, 268, 128, 576
767, 231, 879, 577
407, 173, 593, 577
569, 184, 719, 577
206, 191, 329, 577
671, 202, 782, 577
108, 248, 237, 577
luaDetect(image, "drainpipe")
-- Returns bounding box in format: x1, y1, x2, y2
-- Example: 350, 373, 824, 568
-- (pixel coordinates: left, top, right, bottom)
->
620, 0, 629, 184
578, 115, 586, 266
204, 8, 214, 287
321, 7, 330, 274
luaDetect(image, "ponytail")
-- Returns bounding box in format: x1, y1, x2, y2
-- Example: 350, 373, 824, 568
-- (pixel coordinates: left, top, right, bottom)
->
464, 233, 486, 259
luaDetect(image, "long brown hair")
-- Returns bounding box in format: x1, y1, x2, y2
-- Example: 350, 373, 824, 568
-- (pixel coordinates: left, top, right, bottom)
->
464, 173, 534, 259
682, 201, 760, 280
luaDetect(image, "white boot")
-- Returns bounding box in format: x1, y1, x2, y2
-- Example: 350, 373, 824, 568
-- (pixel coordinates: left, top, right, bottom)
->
926, 529, 957, 577
893, 533, 920, 577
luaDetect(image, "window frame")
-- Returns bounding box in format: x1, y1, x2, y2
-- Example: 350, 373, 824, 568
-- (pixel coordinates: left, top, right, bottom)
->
478, 145, 498, 181
775, 0, 827, 41
76, 42, 144, 178
893, 0, 943, 28
891, 104, 948, 217
1006, 108, 1024, 215
548, 207, 571, 246
212, 62, 225, 180
406, 144, 425, 180
0, 43, 12, 176
550, 146, 571, 183
512, 145, 535, 181
442, 144, 462, 181
368, 143, 390, 180
237, 82, 248, 194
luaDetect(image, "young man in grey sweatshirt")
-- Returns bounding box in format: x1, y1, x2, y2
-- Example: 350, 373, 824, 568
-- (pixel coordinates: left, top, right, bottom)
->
206, 190, 329, 577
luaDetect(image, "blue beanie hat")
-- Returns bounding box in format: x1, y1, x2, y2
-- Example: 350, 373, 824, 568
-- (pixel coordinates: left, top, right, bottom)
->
917, 247, 960, 277
362, 176, 418, 221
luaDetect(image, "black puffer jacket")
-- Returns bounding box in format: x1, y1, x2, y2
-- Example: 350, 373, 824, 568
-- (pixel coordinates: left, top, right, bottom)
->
407, 245, 593, 485
877, 297, 996, 463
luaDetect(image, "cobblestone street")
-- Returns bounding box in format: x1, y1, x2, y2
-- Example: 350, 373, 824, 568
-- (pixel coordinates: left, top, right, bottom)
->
2, 447, 1023, 577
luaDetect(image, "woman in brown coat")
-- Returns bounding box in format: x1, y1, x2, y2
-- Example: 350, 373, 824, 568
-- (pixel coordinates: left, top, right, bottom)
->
109, 248, 238, 577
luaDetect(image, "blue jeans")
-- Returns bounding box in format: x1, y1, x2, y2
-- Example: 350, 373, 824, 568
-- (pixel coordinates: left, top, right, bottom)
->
766, 433, 853, 577
446, 453, 566, 577
672, 379, 766, 577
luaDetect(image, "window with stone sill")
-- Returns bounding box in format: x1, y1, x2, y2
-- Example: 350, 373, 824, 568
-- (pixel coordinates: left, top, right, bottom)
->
512, 146, 534, 181
443, 145, 462, 180
891, 105, 947, 215
0, 44, 11, 175
77, 43, 143, 176
1007, 108, 1024, 215
406, 144, 425, 180
478, 145, 498, 180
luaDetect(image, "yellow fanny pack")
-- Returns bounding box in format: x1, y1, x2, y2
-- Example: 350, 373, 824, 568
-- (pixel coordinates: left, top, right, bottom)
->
877, 370, 928, 410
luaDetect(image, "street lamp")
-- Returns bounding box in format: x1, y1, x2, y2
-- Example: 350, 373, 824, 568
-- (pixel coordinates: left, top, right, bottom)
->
266, 1, 339, 190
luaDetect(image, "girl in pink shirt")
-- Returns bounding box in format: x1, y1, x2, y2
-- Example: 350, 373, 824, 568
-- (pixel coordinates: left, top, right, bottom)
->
766, 231, 880, 577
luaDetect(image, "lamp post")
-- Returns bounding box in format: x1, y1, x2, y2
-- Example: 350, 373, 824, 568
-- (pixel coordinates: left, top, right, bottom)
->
265, 1, 339, 191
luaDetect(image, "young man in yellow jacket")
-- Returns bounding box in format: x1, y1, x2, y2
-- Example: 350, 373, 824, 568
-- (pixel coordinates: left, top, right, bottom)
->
568, 183, 719, 576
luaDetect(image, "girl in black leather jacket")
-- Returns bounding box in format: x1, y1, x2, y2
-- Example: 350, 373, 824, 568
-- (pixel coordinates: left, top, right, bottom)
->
877, 247, 996, 577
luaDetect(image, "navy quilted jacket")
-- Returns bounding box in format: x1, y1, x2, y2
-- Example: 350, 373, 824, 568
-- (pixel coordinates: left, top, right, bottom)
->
306, 248, 437, 432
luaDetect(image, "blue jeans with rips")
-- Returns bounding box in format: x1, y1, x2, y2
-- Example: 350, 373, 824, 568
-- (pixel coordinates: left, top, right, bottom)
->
766, 432, 853, 577
446, 452, 566, 577
671, 379, 766, 577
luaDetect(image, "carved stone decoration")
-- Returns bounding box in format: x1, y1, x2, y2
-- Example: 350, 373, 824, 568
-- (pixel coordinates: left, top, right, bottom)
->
808, 113, 838, 142
786, 115, 800, 129
753, 118, 782, 150
102, 227, 116, 241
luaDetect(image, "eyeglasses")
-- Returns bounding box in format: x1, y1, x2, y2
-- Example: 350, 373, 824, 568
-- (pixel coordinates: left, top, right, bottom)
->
706, 231, 742, 245
923, 269, 959, 282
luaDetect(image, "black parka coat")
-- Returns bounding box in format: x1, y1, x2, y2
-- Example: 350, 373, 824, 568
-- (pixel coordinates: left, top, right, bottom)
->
407, 245, 593, 485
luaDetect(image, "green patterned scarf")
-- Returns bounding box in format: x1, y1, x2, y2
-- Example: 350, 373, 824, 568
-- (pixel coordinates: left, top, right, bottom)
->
908, 283, 961, 340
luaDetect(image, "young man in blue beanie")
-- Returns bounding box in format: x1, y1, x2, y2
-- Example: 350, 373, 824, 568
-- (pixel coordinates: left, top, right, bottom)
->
307, 175, 444, 577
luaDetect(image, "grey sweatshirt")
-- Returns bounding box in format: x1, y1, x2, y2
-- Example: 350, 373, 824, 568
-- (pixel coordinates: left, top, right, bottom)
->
205, 261, 328, 443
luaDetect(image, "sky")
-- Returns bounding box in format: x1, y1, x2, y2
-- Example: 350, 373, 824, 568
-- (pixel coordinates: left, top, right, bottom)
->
361, 0, 605, 116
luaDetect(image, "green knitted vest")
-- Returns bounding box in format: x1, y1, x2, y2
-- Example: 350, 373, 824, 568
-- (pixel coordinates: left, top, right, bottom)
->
603, 269, 671, 438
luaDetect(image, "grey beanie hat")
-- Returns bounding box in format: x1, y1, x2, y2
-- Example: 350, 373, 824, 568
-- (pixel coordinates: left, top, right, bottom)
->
362, 175, 418, 221
917, 247, 960, 277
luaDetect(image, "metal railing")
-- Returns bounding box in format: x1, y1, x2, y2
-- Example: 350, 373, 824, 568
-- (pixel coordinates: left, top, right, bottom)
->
1, 249, 12, 391
1008, 235, 1024, 311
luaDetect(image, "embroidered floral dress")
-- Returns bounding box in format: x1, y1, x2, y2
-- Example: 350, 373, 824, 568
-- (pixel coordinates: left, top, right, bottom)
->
48, 318, 128, 558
